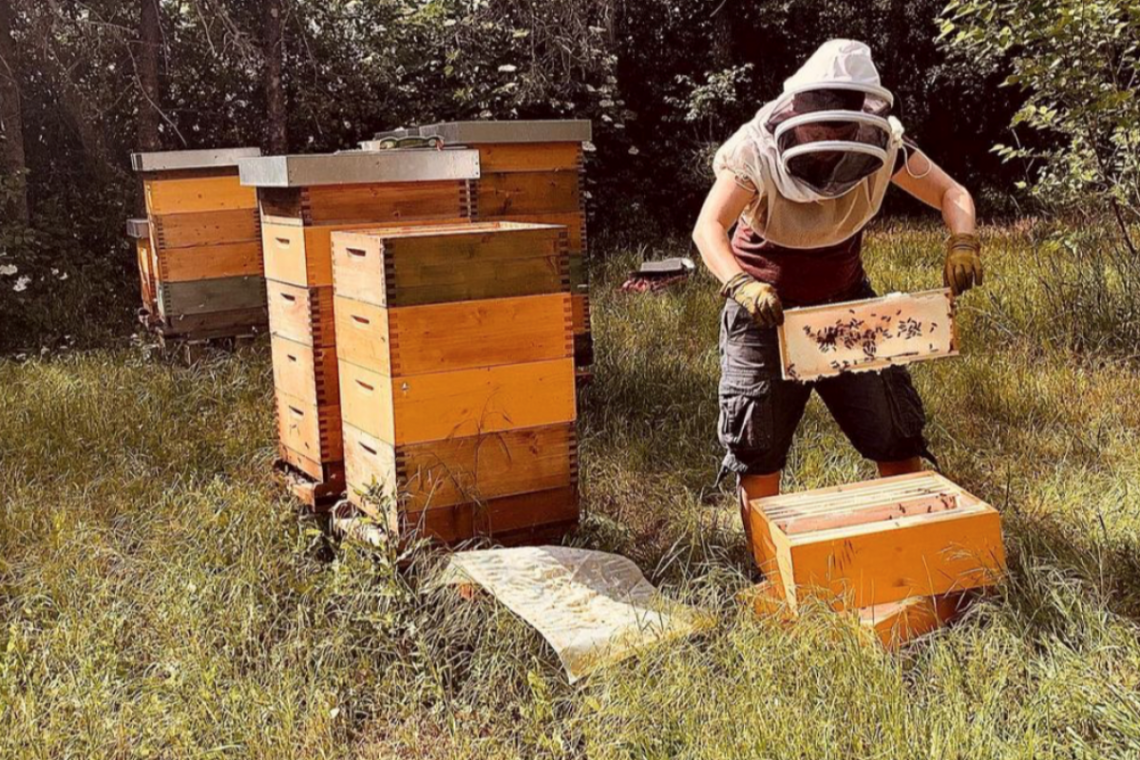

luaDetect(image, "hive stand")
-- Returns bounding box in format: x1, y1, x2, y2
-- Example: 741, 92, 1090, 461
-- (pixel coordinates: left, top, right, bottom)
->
750, 472, 1006, 615
364, 121, 595, 380
745, 582, 976, 649
131, 148, 268, 352
239, 150, 481, 509
331, 221, 579, 545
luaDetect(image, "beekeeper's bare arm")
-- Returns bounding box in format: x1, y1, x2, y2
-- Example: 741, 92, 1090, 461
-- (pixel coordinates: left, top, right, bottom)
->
692, 173, 753, 284
892, 150, 976, 236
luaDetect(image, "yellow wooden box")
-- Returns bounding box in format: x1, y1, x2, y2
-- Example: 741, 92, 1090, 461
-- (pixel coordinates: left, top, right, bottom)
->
750, 472, 1005, 612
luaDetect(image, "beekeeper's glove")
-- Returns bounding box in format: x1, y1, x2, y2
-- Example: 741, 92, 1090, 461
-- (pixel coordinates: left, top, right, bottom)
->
944, 233, 983, 295
721, 272, 784, 328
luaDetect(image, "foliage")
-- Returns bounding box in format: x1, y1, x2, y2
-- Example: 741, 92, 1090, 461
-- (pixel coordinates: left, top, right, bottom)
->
4, 226, 1140, 757
942, 0, 1140, 238
941, 0, 1140, 352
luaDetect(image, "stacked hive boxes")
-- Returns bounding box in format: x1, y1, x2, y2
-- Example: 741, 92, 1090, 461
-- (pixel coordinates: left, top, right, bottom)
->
365, 121, 595, 377
238, 150, 481, 504
331, 222, 580, 543
126, 218, 157, 323
130, 148, 267, 342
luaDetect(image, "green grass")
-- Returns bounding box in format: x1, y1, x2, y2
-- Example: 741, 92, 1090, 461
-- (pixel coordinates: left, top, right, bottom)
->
3, 221, 1140, 758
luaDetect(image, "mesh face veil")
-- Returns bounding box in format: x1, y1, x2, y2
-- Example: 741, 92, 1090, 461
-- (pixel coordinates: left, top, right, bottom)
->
765, 82, 895, 198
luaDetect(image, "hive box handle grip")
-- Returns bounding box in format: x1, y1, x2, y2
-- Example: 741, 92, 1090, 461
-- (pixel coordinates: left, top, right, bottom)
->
360, 443, 378, 457
356, 380, 374, 393
352, 315, 370, 326
347, 247, 367, 259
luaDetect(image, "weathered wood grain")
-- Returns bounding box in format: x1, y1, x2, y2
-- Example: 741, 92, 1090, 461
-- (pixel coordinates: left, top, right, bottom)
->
157, 241, 263, 282
274, 388, 343, 477
145, 175, 257, 215
343, 422, 576, 513
334, 293, 573, 377
338, 357, 577, 446
152, 209, 261, 249
266, 281, 336, 347
331, 222, 570, 308
271, 334, 340, 409
157, 275, 267, 317
475, 143, 583, 174
476, 172, 580, 217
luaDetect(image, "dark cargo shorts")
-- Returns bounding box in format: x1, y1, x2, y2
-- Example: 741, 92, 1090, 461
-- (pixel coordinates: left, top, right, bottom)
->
717, 282, 931, 477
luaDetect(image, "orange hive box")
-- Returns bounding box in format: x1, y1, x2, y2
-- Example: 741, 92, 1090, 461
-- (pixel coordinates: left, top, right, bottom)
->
750, 471, 1005, 613
240, 150, 481, 507
131, 148, 268, 344
331, 221, 579, 544
857, 590, 976, 649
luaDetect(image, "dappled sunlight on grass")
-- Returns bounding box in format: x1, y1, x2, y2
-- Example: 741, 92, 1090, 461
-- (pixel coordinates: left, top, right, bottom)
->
2, 223, 1140, 757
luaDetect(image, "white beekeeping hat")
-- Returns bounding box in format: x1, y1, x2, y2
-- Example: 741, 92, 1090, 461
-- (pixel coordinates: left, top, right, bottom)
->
762, 39, 897, 198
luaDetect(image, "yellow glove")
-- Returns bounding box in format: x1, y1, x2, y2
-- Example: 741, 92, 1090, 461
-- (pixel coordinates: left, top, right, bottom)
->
944, 233, 983, 295
721, 272, 784, 328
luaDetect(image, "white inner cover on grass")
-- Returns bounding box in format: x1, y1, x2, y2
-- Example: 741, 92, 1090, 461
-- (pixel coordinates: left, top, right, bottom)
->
437, 546, 709, 683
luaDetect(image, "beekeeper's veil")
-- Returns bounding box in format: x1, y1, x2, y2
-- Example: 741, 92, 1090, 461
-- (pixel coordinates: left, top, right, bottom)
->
720, 39, 903, 203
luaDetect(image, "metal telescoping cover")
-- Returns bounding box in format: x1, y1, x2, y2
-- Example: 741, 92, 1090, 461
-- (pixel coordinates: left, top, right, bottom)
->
237, 149, 481, 187
125, 218, 151, 239
130, 147, 262, 173
370, 127, 422, 140
374, 120, 593, 145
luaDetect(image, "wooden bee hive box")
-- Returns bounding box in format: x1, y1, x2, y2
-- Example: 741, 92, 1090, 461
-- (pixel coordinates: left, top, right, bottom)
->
331, 221, 578, 544
239, 150, 482, 506
744, 581, 973, 649
126, 218, 157, 324
857, 590, 974, 649
364, 121, 595, 376
132, 148, 268, 343
750, 472, 1005, 613
778, 289, 958, 382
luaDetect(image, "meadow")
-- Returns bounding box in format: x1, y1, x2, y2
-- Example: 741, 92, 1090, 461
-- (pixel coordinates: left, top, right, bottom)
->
2, 221, 1140, 759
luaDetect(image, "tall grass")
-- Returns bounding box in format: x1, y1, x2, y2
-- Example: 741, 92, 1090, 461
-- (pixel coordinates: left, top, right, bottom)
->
2, 222, 1140, 758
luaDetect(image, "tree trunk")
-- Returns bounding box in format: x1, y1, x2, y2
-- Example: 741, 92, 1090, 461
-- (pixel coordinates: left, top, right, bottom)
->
0, 0, 29, 224
711, 0, 733, 71
262, 0, 287, 154
41, 41, 115, 178
136, 0, 160, 152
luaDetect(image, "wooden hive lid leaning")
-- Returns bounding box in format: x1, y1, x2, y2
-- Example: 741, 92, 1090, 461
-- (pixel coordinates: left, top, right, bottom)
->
238, 149, 481, 188
131, 147, 262, 174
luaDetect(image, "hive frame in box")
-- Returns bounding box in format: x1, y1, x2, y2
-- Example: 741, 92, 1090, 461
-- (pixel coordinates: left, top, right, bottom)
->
777, 288, 959, 382
750, 471, 1006, 613
240, 150, 483, 510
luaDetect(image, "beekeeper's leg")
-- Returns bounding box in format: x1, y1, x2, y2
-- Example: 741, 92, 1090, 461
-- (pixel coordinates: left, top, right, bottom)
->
718, 300, 812, 547
815, 364, 933, 477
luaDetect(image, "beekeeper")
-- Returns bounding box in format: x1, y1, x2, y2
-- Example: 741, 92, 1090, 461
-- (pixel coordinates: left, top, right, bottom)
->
691, 39, 982, 540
